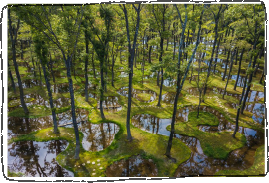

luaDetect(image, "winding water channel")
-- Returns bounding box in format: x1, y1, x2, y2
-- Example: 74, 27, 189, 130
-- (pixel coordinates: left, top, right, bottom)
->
131, 105, 264, 176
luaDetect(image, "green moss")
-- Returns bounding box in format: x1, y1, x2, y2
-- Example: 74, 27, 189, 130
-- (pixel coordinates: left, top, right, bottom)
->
10, 127, 83, 143
8, 105, 51, 118
168, 111, 247, 159
215, 145, 265, 176
8, 97, 35, 107
8, 46, 264, 177
136, 93, 152, 101
8, 170, 24, 177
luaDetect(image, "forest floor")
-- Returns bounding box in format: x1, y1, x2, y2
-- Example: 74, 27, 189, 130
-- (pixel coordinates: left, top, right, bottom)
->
8, 49, 265, 177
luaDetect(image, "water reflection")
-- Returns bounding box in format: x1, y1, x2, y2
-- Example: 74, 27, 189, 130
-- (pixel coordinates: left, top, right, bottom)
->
131, 106, 264, 176
57, 108, 89, 127
161, 92, 178, 104
79, 122, 120, 152
98, 96, 122, 112
52, 83, 69, 93
214, 87, 265, 124
8, 108, 89, 139
118, 87, 157, 103
163, 78, 176, 87
8, 140, 74, 177
105, 155, 158, 177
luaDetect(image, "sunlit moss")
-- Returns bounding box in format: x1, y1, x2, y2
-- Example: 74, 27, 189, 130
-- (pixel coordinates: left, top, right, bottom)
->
215, 145, 265, 176
8, 170, 24, 177
136, 93, 152, 101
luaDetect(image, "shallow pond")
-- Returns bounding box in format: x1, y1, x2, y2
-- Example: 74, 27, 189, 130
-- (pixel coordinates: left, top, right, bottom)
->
213, 88, 264, 103
98, 96, 122, 112
8, 108, 89, 139
214, 88, 265, 124
118, 87, 157, 103
19, 79, 41, 89
8, 140, 74, 177
163, 78, 176, 87
161, 92, 177, 104
78, 122, 120, 152
131, 105, 264, 176
105, 155, 158, 177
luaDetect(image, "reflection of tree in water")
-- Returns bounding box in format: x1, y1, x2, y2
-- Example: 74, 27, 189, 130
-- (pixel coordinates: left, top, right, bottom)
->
8, 140, 73, 177
131, 105, 264, 176
8, 117, 52, 138
80, 122, 120, 151
132, 114, 162, 134
106, 155, 158, 177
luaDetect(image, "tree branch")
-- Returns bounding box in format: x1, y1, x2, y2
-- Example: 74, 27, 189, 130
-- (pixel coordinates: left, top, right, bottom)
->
173, 4, 186, 28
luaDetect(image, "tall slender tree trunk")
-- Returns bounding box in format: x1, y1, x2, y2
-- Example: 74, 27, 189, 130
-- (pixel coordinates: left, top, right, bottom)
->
241, 54, 258, 114
196, 53, 202, 118
173, 34, 176, 60
166, 37, 169, 51
29, 42, 37, 79
213, 36, 221, 74
134, 46, 138, 68
189, 66, 193, 83
99, 57, 105, 119
148, 45, 152, 63
122, 4, 141, 141
197, 92, 201, 118
40, 59, 59, 134
8, 62, 16, 93
157, 70, 160, 86
20, 40, 24, 60
253, 48, 263, 77
234, 48, 245, 90
49, 52, 55, 83
8, 12, 29, 115
111, 54, 116, 87
201, 6, 222, 102
92, 50, 96, 79
234, 47, 239, 65
157, 35, 164, 105
233, 63, 249, 138
222, 49, 230, 81
165, 4, 204, 159
85, 34, 89, 102
223, 50, 235, 99
260, 70, 264, 84
66, 57, 80, 159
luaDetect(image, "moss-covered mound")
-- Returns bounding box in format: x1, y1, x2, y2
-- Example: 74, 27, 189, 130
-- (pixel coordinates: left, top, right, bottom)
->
215, 145, 265, 176
167, 112, 247, 159
8, 97, 35, 108
136, 93, 152, 101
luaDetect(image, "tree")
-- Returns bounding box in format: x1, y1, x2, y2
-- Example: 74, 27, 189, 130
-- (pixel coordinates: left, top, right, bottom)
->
151, 4, 169, 106
33, 34, 59, 134
222, 49, 235, 99
120, 4, 141, 141
233, 48, 244, 90
85, 5, 114, 119
8, 8, 29, 115
194, 49, 208, 117
165, 4, 206, 159
16, 5, 85, 159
